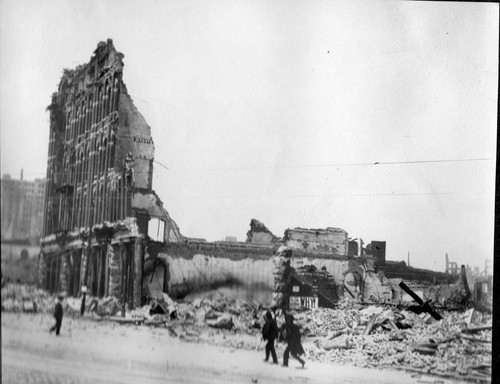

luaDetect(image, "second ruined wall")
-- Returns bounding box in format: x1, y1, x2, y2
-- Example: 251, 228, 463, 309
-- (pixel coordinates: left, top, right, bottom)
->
147, 245, 407, 305
166, 254, 274, 301
142, 243, 384, 305
145, 243, 275, 304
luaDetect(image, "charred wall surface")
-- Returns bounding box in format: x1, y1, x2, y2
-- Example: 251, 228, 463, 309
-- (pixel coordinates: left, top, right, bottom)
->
39, 40, 179, 309
142, 241, 275, 304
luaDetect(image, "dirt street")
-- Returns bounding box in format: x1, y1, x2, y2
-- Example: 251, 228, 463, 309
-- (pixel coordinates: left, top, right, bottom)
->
2, 312, 461, 384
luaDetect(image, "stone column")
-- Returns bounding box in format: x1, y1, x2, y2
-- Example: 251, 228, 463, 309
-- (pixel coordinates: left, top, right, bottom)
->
104, 243, 111, 296
60, 253, 70, 293
80, 248, 87, 294
37, 253, 46, 289
133, 238, 143, 308
108, 243, 121, 297
272, 247, 292, 310
121, 242, 128, 314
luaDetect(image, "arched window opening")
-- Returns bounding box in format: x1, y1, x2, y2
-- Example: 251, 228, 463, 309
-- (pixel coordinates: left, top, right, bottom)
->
102, 138, 108, 173
67, 110, 73, 140
95, 138, 101, 177
113, 77, 119, 112
93, 92, 97, 125
106, 84, 112, 116
75, 104, 80, 137
82, 192, 87, 227
70, 152, 76, 185
89, 93, 95, 127
148, 218, 166, 243
98, 87, 103, 123
82, 105, 87, 135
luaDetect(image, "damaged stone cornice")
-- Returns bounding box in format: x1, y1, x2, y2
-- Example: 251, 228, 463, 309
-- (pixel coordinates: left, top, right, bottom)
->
41, 217, 142, 251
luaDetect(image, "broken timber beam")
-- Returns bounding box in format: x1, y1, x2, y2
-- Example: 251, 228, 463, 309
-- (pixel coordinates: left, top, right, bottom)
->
343, 282, 356, 298
462, 325, 492, 333
363, 313, 379, 335
399, 282, 442, 320
461, 265, 472, 304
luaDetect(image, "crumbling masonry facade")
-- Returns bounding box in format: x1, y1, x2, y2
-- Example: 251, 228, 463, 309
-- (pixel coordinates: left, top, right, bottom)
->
40, 40, 181, 308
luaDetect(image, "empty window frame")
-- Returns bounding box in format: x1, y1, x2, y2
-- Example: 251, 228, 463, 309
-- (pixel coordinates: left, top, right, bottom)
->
148, 218, 165, 242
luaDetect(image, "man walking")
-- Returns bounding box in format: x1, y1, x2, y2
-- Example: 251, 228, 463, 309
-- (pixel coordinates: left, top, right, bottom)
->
283, 314, 305, 368
49, 294, 64, 336
262, 310, 278, 364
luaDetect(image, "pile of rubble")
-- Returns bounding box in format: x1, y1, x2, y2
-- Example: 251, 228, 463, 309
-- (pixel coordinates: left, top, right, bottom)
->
1, 283, 53, 313
1, 283, 491, 381
0, 283, 120, 318
122, 293, 492, 382
295, 299, 492, 382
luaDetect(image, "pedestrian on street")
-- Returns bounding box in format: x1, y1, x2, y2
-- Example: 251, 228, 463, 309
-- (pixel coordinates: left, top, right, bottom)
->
49, 294, 64, 336
282, 314, 305, 368
262, 310, 279, 364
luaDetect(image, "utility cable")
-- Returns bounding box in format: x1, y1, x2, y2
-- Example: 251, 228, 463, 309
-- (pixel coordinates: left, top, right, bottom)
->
163, 157, 492, 172
6, 156, 492, 177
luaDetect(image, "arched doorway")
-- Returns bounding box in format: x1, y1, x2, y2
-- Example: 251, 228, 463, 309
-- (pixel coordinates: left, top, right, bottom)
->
142, 257, 168, 300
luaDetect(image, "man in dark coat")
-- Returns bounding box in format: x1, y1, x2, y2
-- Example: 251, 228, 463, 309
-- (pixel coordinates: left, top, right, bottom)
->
283, 314, 305, 368
262, 310, 278, 364
49, 295, 64, 336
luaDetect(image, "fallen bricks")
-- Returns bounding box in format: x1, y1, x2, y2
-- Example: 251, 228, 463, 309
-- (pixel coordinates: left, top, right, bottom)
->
206, 313, 234, 330
301, 299, 491, 382
1, 283, 492, 382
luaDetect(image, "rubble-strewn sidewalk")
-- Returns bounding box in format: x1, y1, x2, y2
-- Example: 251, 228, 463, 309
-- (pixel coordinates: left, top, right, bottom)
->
1, 284, 491, 383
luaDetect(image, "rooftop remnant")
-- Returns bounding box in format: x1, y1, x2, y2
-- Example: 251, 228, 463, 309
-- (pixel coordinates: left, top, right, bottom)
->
284, 227, 348, 255
246, 219, 280, 244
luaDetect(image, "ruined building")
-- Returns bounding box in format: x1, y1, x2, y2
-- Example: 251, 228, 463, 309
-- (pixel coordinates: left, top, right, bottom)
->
40, 40, 181, 307
39, 40, 462, 312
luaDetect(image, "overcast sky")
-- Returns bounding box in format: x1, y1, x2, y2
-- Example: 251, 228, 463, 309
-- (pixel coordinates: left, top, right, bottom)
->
1, 0, 498, 271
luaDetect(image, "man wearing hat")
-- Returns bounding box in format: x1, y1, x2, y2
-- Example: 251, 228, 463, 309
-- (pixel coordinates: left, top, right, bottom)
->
262, 310, 279, 364
283, 314, 305, 368
49, 294, 64, 336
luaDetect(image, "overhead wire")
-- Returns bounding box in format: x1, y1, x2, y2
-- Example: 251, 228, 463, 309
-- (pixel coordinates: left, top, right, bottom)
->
159, 157, 492, 172
7, 156, 493, 177
160, 191, 493, 200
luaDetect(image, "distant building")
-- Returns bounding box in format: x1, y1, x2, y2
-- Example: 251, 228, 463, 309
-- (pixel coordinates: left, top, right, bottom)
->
1, 172, 45, 244
225, 236, 237, 242
445, 253, 459, 274
485, 259, 493, 276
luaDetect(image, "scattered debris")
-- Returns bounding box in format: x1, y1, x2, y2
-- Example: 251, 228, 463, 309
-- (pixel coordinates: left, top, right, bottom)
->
149, 292, 177, 319
1, 283, 492, 382
363, 313, 379, 336
206, 314, 234, 330
462, 325, 492, 333
412, 341, 438, 355
96, 297, 120, 316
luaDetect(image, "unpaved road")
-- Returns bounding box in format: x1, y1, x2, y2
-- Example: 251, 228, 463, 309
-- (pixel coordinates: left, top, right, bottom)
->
2, 312, 461, 383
